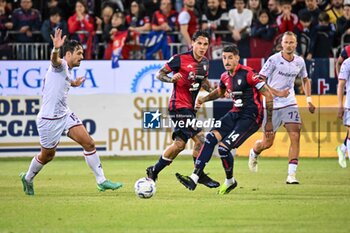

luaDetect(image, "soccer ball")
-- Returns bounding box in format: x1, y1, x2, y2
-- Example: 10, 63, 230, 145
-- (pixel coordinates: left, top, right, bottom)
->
134, 177, 156, 199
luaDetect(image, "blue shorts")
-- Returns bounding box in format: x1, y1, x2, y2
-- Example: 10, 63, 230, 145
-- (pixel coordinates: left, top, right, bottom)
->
213, 112, 260, 150
168, 108, 201, 143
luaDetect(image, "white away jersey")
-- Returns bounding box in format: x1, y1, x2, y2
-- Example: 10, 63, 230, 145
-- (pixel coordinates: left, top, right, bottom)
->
260, 52, 308, 108
38, 59, 72, 119
338, 57, 350, 109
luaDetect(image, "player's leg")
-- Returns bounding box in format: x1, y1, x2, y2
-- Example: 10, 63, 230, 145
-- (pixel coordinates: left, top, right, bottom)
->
20, 117, 62, 195
146, 136, 187, 181
285, 123, 301, 184
337, 131, 348, 168
191, 132, 220, 188
67, 114, 122, 191
175, 130, 222, 190
218, 117, 260, 194
249, 109, 279, 172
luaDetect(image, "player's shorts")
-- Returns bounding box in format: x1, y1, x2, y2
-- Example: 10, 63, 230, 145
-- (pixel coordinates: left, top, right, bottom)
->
262, 104, 302, 132
36, 111, 83, 149
168, 108, 201, 143
212, 112, 260, 150
343, 109, 350, 127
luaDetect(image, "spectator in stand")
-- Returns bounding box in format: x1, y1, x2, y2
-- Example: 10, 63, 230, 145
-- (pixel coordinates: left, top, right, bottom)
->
336, 0, 350, 45
98, 2, 115, 33
41, 7, 68, 50
178, 0, 198, 50
248, 0, 262, 23
298, 0, 321, 29
0, 0, 12, 59
267, 0, 282, 22
325, 0, 343, 25
228, 0, 253, 57
152, 0, 178, 41
107, 0, 124, 12
307, 11, 335, 59
103, 10, 127, 59
294, 11, 312, 58
276, 0, 299, 33
229, 0, 253, 42
11, 0, 41, 42
68, 0, 95, 59
43, 0, 69, 20
124, 1, 151, 59
201, 0, 229, 31
251, 9, 277, 40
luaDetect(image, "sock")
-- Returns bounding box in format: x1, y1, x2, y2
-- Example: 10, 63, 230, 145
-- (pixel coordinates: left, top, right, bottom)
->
340, 143, 347, 154
192, 156, 196, 164
25, 155, 44, 182
224, 177, 235, 186
84, 150, 106, 184
346, 138, 350, 159
218, 145, 234, 179
193, 132, 218, 176
249, 148, 259, 159
153, 155, 172, 174
288, 158, 298, 176
190, 173, 199, 183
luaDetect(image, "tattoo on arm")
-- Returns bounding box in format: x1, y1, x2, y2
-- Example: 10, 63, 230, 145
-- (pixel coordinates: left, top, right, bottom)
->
202, 89, 223, 102
201, 78, 213, 92
156, 67, 173, 83
265, 101, 273, 122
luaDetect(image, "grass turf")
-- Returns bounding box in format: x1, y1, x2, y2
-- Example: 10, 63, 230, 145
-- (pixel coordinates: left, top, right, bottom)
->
0, 156, 349, 233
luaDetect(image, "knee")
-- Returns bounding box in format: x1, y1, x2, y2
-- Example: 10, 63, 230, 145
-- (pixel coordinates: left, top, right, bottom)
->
173, 140, 186, 152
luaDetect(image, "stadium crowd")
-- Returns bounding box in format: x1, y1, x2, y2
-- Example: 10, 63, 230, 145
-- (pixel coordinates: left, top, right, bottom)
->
0, 0, 350, 60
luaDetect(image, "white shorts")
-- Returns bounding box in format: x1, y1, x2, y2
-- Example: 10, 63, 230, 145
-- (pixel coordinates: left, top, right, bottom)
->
343, 109, 350, 127
262, 105, 302, 132
36, 111, 82, 149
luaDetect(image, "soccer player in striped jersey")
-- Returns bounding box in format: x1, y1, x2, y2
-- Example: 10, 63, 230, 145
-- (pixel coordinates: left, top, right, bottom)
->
19, 29, 122, 195
335, 45, 350, 168
175, 44, 274, 194
146, 30, 220, 189
248, 31, 316, 184
337, 57, 350, 169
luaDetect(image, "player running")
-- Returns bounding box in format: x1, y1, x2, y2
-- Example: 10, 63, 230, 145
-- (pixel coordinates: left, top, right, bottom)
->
248, 31, 315, 184
146, 30, 220, 188
175, 44, 274, 194
20, 29, 122, 195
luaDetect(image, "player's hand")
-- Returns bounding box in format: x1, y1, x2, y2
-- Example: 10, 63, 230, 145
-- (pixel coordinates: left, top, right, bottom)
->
308, 102, 316, 114
195, 96, 204, 110
278, 89, 290, 98
71, 76, 86, 87
171, 73, 182, 83
338, 106, 344, 120
264, 121, 273, 139
50, 28, 66, 49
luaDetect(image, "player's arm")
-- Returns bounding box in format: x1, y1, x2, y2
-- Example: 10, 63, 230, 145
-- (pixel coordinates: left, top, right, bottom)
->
301, 77, 315, 113
259, 84, 274, 135
201, 78, 215, 92
70, 76, 86, 87
156, 65, 181, 83
50, 28, 66, 67
338, 79, 346, 120
336, 56, 344, 77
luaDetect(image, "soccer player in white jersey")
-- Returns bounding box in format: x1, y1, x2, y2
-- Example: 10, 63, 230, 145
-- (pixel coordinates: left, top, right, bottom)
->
337, 57, 350, 169
19, 29, 123, 195
248, 31, 316, 184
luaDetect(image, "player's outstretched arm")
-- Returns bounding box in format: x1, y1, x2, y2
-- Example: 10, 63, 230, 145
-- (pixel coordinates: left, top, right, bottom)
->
156, 65, 181, 83
201, 78, 214, 92
338, 79, 346, 120
302, 77, 315, 113
50, 28, 66, 67
71, 76, 86, 87
196, 87, 225, 109
259, 85, 274, 137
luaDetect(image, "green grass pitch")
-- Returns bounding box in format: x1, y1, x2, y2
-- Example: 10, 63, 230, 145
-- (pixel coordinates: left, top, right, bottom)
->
0, 156, 349, 233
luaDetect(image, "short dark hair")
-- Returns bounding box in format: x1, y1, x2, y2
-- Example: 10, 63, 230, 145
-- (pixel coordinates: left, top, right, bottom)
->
192, 30, 211, 44
299, 11, 312, 23
49, 7, 61, 17
222, 44, 239, 55
318, 11, 330, 23
62, 39, 83, 56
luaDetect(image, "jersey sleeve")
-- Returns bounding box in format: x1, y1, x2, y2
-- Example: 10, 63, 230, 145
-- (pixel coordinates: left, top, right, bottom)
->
340, 48, 349, 60
298, 59, 308, 78
247, 71, 265, 90
218, 73, 227, 91
51, 59, 66, 73
178, 11, 190, 25
339, 58, 350, 81
259, 56, 274, 78
165, 54, 181, 73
